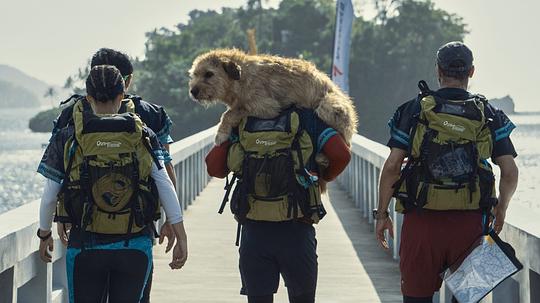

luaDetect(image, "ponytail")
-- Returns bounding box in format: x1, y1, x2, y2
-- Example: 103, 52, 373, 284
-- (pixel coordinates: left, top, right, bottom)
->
86, 65, 125, 103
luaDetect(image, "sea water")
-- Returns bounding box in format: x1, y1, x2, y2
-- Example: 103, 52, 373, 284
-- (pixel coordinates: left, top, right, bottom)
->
0, 108, 50, 213
0, 109, 539, 215
497, 114, 540, 214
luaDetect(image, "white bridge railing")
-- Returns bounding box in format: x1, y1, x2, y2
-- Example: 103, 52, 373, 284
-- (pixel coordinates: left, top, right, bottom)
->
0, 126, 216, 303
336, 133, 540, 303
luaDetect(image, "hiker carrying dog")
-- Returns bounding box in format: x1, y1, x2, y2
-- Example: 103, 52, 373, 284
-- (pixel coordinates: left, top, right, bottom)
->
37, 65, 188, 302
205, 106, 351, 303
375, 41, 519, 303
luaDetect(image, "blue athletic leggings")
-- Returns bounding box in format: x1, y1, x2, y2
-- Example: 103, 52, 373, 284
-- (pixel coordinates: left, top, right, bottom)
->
66, 236, 153, 303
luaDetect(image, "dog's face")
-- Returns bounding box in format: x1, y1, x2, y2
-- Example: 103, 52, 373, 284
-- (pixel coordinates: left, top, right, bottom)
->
188, 57, 241, 106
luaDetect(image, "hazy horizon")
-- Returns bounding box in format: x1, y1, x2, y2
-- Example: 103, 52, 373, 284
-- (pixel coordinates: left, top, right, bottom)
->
1, 0, 539, 111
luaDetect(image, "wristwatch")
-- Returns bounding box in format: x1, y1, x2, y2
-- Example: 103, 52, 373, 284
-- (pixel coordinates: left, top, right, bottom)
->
37, 229, 52, 241
372, 209, 390, 220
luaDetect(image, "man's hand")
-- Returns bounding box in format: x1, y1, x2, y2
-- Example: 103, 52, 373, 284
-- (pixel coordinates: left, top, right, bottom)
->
159, 223, 176, 253
38, 231, 54, 263
375, 148, 404, 250
56, 223, 71, 246
169, 236, 188, 270
169, 221, 188, 270
375, 217, 394, 250
492, 205, 507, 234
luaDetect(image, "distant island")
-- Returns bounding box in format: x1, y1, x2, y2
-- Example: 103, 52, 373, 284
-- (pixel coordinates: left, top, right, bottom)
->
489, 95, 515, 114
0, 64, 64, 108
0, 80, 40, 107
0, 64, 69, 131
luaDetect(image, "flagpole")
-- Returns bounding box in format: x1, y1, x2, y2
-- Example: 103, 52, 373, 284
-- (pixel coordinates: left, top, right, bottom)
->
330, 1, 339, 76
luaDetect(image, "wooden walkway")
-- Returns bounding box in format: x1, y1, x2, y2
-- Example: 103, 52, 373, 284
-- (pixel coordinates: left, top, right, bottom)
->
151, 179, 402, 302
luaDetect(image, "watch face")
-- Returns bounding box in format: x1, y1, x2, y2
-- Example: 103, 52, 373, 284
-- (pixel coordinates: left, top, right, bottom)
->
372, 209, 388, 219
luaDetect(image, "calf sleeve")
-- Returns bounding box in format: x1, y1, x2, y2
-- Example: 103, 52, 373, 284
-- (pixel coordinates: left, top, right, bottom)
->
248, 295, 273, 303
403, 296, 433, 303
288, 290, 316, 303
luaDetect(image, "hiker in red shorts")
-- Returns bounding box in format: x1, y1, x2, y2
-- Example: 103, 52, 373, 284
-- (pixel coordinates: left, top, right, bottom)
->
375, 42, 519, 303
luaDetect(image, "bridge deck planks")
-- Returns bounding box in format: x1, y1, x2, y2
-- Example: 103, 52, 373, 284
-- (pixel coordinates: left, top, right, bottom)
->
151, 179, 402, 302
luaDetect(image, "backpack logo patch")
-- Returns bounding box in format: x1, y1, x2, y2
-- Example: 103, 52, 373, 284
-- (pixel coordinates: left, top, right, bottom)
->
96, 140, 122, 148
443, 121, 465, 133
255, 138, 277, 146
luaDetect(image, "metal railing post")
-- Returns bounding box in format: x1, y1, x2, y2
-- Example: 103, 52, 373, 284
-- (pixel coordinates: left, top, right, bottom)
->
16, 256, 52, 303
0, 266, 16, 303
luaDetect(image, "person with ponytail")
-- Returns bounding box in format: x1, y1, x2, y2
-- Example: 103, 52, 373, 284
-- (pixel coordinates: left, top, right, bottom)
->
37, 65, 188, 303
50, 48, 177, 302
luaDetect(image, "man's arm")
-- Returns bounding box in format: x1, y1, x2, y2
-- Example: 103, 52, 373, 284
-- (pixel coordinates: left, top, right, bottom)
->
378, 148, 406, 214
375, 148, 407, 249
492, 155, 519, 233
160, 143, 177, 251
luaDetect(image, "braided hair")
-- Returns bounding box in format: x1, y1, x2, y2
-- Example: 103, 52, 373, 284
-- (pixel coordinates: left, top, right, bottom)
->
91, 48, 133, 77
86, 65, 125, 103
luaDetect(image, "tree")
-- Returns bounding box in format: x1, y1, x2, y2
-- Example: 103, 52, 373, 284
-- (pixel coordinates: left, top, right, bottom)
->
349, 0, 467, 141
32, 0, 467, 143
133, 0, 338, 140
132, 0, 467, 142
43, 87, 57, 108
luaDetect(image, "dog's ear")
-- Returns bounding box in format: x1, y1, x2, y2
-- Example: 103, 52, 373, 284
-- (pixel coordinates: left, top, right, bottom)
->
222, 60, 241, 80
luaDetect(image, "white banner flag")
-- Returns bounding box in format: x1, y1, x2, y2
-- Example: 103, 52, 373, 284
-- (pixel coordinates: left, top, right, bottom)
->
331, 0, 354, 94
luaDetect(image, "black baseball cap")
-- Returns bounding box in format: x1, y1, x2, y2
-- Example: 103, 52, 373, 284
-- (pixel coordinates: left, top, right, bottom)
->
437, 41, 473, 73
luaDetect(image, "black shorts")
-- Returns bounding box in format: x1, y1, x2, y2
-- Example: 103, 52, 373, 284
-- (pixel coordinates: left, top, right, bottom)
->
239, 220, 318, 297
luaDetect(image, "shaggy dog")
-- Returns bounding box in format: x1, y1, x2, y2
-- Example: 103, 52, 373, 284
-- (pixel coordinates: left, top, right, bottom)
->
188, 49, 358, 148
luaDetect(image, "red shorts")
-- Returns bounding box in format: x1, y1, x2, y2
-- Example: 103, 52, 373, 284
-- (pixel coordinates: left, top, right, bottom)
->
399, 209, 483, 297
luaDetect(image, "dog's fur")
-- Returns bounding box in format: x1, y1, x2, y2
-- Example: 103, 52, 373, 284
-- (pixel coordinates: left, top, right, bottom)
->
189, 49, 358, 146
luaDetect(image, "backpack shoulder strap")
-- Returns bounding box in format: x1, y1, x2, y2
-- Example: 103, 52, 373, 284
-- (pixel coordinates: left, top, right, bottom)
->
291, 107, 305, 131
141, 128, 163, 170
56, 95, 86, 129
120, 98, 136, 113
473, 94, 489, 111
471, 94, 493, 131
474, 93, 488, 102
405, 94, 424, 154
128, 95, 143, 103
417, 80, 434, 97
60, 94, 84, 106
61, 136, 79, 191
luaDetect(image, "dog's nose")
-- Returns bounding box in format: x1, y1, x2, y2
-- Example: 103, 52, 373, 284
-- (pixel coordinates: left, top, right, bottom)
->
190, 87, 200, 98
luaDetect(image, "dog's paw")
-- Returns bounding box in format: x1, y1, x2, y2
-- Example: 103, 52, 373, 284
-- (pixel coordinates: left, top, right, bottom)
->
315, 153, 329, 168
214, 132, 230, 145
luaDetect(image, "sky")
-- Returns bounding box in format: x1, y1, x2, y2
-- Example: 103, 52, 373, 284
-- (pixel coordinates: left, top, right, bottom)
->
0, 0, 538, 111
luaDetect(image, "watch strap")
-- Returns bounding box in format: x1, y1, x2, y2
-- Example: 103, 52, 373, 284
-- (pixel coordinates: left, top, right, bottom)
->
37, 229, 52, 241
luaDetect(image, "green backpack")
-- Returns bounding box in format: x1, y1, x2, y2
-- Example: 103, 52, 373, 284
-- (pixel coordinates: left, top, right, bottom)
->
393, 81, 497, 213
56, 100, 161, 237
220, 108, 326, 242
